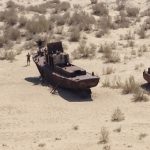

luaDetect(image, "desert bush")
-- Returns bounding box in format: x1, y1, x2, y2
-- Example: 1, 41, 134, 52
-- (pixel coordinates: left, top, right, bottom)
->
126, 7, 139, 17
90, 0, 97, 4
69, 27, 80, 42
26, 16, 50, 34
73, 125, 79, 130
99, 127, 109, 144
102, 78, 111, 87
102, 66, 115, 75
6, 0, 17, 8
98, 42, 116, 53
23, 41, 35, 50
103, 145, 111, 150
137, 25, 146, 39
92, 2, 109, 16
133, 88, 149, 102
124, 31, 135, 40
4, 27, 20, 41
122, 76, 139, 94
111, 107, 125, 122
139, 133, 148, 140
114, 10, 130, 28
58, 1, 71, 11
134, 63, 144, 70
19, 16, 27, 28
0, 36, 7, 48
27, 5, 46, 14
111, 76, 123, 89
96, 15, 112, 36
55, 26, 64, 34
4, 50, 16, 61
102, 49, 120, 63
116, 0, 127, 11
71, 40, 96, 59
0, 9, 18, 25
69, 11, 95, 31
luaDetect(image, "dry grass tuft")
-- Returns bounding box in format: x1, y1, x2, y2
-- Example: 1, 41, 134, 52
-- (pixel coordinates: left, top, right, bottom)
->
98, 127, 109, 144
92, 2, 109, 16
133, 88, 149, 102
122, 76, 139, 94
71, 40, 96, 59
102, 66, 115, 75
111, 107, 125, 122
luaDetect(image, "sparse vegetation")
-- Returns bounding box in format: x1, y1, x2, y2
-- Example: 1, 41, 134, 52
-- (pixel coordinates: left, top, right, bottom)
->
133, 88, 149, 102
98, 127, 109, 144
92, 2, 109, 16
139, 133, 148, 140
122, 76, 139, 94
71, 40, 96, 59
111, 107, 125, 122
102, 66, 115, 75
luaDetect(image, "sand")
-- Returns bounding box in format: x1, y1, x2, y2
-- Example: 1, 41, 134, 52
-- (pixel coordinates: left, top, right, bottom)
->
0, 0, 150, 149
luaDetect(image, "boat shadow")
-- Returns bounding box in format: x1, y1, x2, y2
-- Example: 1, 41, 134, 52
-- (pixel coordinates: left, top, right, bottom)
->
25, 76, 93, 102
141, 83, 150, 92
25, 76, 46, 86
57, 88, 93, 102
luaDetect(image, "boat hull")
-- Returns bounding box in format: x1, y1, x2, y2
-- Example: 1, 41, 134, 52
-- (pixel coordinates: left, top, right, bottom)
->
37, 63, 99, 90
143, 70, 150, 83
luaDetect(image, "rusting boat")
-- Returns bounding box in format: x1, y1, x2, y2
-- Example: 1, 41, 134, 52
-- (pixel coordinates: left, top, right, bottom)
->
32, 41, 100, 95
143, 68, 150, 83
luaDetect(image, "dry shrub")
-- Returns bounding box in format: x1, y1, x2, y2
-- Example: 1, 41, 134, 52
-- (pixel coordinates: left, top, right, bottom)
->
126, 7, 139, 17
0, 9, 18, 25
28, 5, 46, 14
122, 76, 139, 94
111, 76, 123, 89
6, 0, 17, 8
4, 27, 20, 41
137, 25, 146, 39
19, 16, 27, 28
111, 107, 125, 122
116, 0, 127, 11
103, 145, 111, 150
98, 42, 116, 53
23, 41, 35, 50
139, 133, 148, 140
90, 0, 97, 4
71, 40, 96, 59
102, 78, 111, 87
69, 11, 95, 31
103, 50, 120, 63
92, 2, 109, 16
99, 127, 109, 144
102, 66, 115, 75
114, 10, 130, 28
124, 31, 135, 40
26, 15, 50, 34
3, 50, 16, 61
69, 27, 80, 42
96, 15, 112, 37
133, 88, 149, 102
58, 1, 71, 11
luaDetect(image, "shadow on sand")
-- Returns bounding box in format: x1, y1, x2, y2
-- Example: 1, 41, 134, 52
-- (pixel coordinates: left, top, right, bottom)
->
25, 76, 92, 102
141, 83, 150, 92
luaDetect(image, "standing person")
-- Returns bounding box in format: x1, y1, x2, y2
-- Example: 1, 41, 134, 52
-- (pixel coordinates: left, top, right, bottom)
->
26, 52, 31, 66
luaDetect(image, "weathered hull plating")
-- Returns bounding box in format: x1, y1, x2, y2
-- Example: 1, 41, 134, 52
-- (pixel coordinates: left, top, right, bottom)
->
33, 55, 99, 90
36, 62, 99, 90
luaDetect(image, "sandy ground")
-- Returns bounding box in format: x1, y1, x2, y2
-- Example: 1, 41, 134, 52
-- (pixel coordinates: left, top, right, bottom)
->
0, 0, 150, 149
0, 51, 150, 150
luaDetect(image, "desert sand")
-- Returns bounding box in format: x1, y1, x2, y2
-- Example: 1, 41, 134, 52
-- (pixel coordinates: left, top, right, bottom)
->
0, 0, 150, 150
